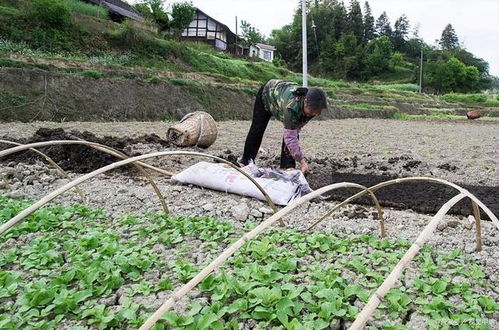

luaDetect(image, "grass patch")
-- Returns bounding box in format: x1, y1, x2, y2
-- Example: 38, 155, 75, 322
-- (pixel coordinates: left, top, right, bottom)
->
144, 76, 161, 84
81, 69, 103, 79
442, 93, 499, 107
342, 103, 397, 111
362, 83, 419, 92
65, 0, 108, 19
169, 77, 198, 86
0, 58, 50, 70
392, 112, 466, 121
0, 91, 29, 106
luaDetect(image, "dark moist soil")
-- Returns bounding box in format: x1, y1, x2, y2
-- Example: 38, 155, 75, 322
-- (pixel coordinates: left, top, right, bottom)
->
2, 128, 497, 218
307, 170, 499, 219
0, 128, 169, 173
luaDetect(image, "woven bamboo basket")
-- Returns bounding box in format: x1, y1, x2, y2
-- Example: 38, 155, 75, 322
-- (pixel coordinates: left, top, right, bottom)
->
167, 112, 218, 148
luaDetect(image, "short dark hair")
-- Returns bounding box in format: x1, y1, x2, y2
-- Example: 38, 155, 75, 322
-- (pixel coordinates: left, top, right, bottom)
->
305, 88, 328, 114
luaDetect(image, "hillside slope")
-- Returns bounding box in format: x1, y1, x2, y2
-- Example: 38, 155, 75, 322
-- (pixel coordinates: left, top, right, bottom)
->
0, 3, 498, 122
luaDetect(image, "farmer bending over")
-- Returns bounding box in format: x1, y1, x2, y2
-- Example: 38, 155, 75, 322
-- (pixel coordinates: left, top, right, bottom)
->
240, 79, 328, 174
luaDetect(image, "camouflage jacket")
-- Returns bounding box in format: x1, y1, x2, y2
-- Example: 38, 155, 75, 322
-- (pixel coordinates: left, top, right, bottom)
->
261, 79, 312, 130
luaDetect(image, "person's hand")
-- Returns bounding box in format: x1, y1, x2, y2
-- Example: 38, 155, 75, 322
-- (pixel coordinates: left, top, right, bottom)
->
300, 159, 309, 174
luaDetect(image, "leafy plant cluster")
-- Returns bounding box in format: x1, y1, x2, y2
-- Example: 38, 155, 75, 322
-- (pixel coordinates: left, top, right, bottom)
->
0, 195, 235, 329
65, 0, 108, 19
0, 195, 497, 329
134, 0, 195, 35
0, 0, 99, 52
442, 93, 499, 107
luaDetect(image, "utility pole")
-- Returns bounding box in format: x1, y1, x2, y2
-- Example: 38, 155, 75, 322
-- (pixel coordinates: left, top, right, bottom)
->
302, 0, 308, 87
419, 47, 423, 93
235, 16, 238, 56
312, 18, 319, 57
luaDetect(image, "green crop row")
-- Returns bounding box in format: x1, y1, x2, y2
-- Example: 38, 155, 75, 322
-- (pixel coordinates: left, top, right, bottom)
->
0, 195, 497, 329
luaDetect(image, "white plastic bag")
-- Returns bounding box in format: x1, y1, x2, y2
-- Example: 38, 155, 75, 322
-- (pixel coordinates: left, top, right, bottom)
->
172, 161, 311, 206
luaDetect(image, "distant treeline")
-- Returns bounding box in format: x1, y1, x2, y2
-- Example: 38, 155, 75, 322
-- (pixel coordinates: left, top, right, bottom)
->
267, 0, 493, 93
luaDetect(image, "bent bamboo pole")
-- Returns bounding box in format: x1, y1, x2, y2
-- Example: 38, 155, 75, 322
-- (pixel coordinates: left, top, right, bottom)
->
139, 182, 368, 330
0, 172, 11, 190
472, 201, 482, 252
307, 185, 386, 237
0, 151, 280, 235
349, 193, 466, 329
0, 143, 278, 217
0, 140, 86, 204
0, 140, 174, 177
308, 177, 499, 232
0, 140, 169, 215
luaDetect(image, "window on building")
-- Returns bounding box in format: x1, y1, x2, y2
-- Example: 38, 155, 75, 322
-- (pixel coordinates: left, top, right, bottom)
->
262, 50, 272, 61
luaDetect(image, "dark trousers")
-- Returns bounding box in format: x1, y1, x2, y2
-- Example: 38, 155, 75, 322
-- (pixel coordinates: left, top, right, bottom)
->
241, 86, 296, 169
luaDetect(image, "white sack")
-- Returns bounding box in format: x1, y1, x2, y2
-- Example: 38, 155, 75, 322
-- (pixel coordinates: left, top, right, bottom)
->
172, 161, 311, 206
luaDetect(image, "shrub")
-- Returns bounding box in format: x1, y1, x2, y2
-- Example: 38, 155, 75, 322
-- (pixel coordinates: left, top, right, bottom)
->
65, 0, 108, 19
145, 76, 161, 83
28, 0, 72, 29
81, 70, 103, 79
442, 93, 487, 104
169, 78, 196, 86
109, 21, 182, 58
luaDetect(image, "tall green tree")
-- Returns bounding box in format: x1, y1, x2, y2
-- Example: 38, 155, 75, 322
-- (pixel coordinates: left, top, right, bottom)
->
393, 14, 409, 51
135, 0, 169, 31
240, 20, 264, 47
334, 33, 363, 79
347, 0, 363, 42
438, 23, 459, 49
331, 0, 348, 40
364, 36, 393, 76
426, 57, 480, 93
375, 11, 391, 38
170, 2, 195, 37
363, 1, 375, 41
270, 24, 297, 66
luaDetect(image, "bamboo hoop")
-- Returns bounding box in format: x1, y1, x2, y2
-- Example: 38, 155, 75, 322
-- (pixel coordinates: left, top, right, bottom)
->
472, 201, 482, 252
0, 172, 11, 190
0, 140, 169, 215
307, 185, 386, 237
307, 177, 499, 232
139, 182, 369, 330
0, 140, 174, 177
0, 140, 86, 204
0, 151, 281, 235
349, 193, 467, 329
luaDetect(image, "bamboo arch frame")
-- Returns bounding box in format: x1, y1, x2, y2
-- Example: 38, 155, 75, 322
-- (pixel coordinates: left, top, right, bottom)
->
0, 151, 290, 234
349, 193, 466, 329
139, 182, 377, 330
0, 140, 86, 204
307, 177, 499, 252
0, 140, 170, 215
0, 147, 496, 328
0, 140, 174, 177
139, 181, 497, 329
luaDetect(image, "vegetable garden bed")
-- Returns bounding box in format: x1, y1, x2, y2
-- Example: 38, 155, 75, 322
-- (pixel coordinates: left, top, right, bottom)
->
1, 195, 497, 329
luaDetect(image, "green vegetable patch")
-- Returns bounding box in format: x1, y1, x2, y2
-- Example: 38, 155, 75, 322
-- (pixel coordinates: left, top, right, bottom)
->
0, 195, 497, 329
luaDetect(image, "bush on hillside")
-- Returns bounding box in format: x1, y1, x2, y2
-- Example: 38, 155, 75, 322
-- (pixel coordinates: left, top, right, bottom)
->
27, 0, 72, 29
442, 93, 487, 104
109, 21, 178, 56
0, 0, 99, 52
66, 0, 108, 19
